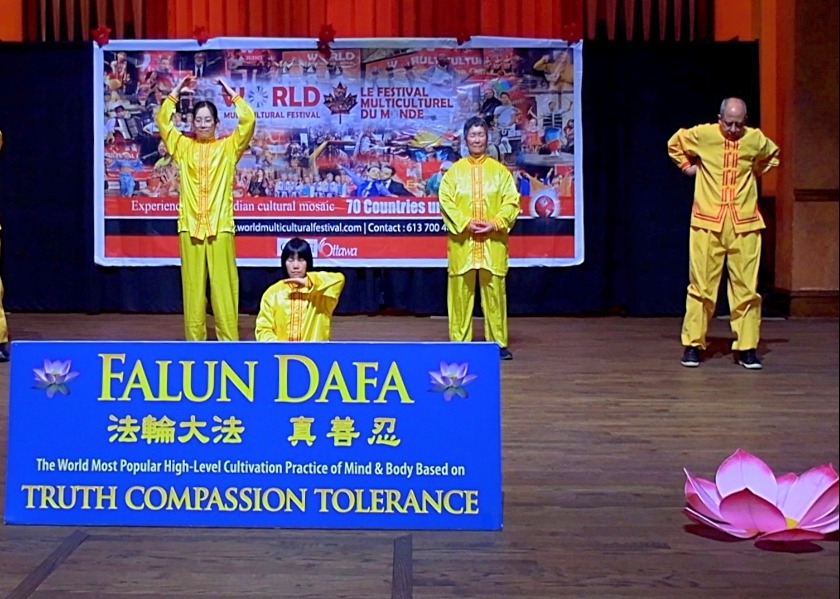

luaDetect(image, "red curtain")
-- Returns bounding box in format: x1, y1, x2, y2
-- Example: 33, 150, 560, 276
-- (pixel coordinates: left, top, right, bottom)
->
146, 0, 583, 40
25, 0, 712, 42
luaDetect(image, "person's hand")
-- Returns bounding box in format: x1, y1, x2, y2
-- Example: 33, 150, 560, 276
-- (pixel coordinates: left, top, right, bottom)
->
172, 74, 194, 96
682, 165, 698, 177
215, 78, 236, 98
285, 277, 309, 287
469, 220, 494, 234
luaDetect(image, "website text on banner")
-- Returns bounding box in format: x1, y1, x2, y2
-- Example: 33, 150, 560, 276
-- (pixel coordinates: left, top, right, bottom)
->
6, 341, 502, 529
95, 40, 583, 267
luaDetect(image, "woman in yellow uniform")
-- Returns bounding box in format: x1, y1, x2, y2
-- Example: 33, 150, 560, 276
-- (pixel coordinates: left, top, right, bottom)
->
156, 74, 255, 341
255, 238, 345, 341
438, 116, 520, 360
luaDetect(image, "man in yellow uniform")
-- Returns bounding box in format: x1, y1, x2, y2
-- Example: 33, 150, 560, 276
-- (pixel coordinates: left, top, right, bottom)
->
0, 128, 8, 362
439, 116, 520, 360
156, 75, 255, 341
668, 97, 780, 369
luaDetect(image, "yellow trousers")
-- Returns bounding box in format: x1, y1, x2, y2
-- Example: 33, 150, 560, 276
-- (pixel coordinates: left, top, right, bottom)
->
0, 239, 7, 344
179, 232, 239, 341
447, 268, 508, 347
681, 216, 762, 351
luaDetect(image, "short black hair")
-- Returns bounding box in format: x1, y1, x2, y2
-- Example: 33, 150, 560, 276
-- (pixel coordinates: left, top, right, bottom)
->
280, 237, 314, 278
462, 116, 489, 140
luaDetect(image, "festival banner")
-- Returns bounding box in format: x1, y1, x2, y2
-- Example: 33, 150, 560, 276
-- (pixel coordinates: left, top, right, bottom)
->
5, 340, 501, 529
94, 38, 583, 267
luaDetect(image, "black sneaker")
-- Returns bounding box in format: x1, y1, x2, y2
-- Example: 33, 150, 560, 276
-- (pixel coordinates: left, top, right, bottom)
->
0, 348, 8, 363
738, 349, 762, 370
681, 346, 700, 367
499, 347, 513, 361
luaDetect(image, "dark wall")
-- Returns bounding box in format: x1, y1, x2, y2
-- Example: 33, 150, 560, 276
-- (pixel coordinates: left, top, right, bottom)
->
0, 40, 760, 317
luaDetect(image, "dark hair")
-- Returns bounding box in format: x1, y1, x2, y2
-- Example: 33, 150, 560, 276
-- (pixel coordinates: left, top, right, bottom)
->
280, 237, 314, 278
192, 100, 219, 123
463, 116, 489, 140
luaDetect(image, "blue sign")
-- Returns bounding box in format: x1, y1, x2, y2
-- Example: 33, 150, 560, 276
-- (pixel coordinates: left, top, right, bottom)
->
5, 341, 502, 529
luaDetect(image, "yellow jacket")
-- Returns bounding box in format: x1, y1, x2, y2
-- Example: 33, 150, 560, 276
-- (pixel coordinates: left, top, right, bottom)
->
255, 272, 346, 341
438, 155, 520, 276
156, 93, 255, 239
668, 123, 780, 233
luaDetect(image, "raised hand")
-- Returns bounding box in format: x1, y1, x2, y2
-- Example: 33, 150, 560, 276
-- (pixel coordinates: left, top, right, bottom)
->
172, 74, 195, 96
214, 78, 237, 98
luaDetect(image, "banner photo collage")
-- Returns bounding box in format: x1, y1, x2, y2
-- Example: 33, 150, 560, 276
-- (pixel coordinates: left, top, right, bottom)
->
94, 38, 583, 267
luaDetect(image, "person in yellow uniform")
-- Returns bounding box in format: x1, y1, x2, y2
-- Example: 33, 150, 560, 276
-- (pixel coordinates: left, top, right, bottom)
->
255, 238, 345, 341
439, 116, 520, 360
668, 97, 780, 370
156, 75, 255, 341
0, 128, 8, 362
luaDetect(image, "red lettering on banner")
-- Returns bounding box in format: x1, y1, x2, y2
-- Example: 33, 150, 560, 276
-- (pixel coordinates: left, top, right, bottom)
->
272, 86, 320, 107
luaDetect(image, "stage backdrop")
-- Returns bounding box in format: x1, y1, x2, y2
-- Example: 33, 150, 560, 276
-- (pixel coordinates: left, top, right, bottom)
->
0, 41, 761, 316
94, 37, 584, 267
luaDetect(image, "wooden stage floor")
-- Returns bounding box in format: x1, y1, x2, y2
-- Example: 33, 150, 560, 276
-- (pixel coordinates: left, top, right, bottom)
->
1, 314, 838, 598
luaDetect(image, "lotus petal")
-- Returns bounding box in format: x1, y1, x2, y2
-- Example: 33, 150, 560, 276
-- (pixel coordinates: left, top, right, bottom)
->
57, 360, 71, 376
716, 449, 777, 504
462, 373, 478, 385
429, 371, 446, 386
719, 488, 787, 535
755, 528, 826, 542
33, 369, 49, 384
684, 469, 723, 520
799, 481, 839, 529
780, 465, 839, 524
684, 506, 753, 538
775, 472, 798, 509
63, 371, 80, 383
443, 388, 456, 401
455, 363, 468, 378
801, 511, 838, 534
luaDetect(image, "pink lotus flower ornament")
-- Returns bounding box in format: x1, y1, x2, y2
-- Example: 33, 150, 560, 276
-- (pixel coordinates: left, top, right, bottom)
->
684, 449, 839, 543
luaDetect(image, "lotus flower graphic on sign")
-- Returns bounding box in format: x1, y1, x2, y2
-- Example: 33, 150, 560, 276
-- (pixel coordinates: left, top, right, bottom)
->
428, 362, 478, 401
33, 359, 80, 398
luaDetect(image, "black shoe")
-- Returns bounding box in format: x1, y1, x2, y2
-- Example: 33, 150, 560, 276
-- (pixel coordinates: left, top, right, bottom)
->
681, 346, 700, 367
0, 348, 9, 363
738, 349, 762, 370
499, 347, 513, 360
